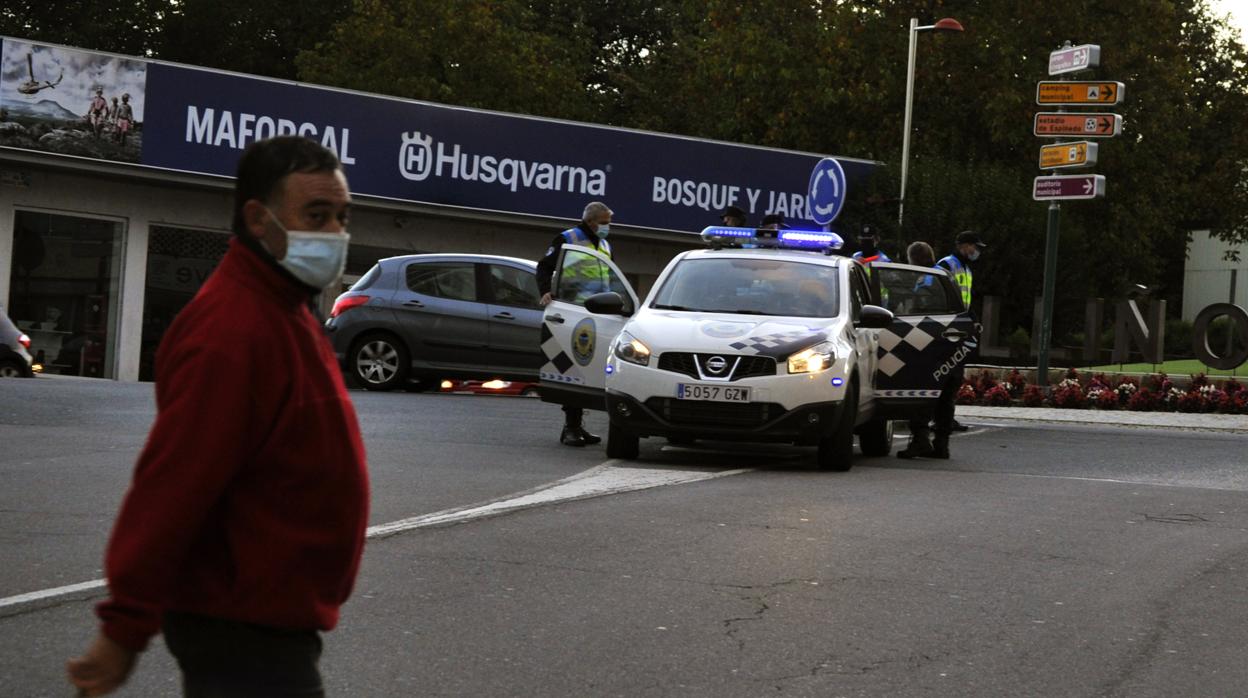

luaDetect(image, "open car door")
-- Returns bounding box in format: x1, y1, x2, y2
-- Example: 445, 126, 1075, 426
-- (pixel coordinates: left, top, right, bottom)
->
868, 261, 977, 419
540, 245, 639, 411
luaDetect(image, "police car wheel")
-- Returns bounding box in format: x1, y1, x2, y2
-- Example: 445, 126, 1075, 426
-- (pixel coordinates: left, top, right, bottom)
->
350, 333, 410, 392
0, 361, 24, 378
816, 382, 857, 472
606, 421, 640, 460
857, 418, 894, 457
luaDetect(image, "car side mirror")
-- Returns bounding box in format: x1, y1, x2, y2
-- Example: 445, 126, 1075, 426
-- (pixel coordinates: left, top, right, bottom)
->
585, 291, 629, 316
857, 304, 894, 329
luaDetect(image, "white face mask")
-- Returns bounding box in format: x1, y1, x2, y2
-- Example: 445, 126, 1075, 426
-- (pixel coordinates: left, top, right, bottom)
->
595, 223, 610, 239
266, 210, 350, 289
967, 248, 981, 262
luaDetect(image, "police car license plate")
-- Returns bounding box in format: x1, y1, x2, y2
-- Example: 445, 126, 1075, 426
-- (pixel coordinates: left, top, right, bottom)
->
677, 384, 751, 403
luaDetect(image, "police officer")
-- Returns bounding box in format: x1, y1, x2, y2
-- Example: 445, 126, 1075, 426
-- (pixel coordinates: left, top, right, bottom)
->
897, 241, 942, 459
759, 213, 787, 230
720, 205, 747, 228
537, 201, 614, 447
851, 226, 891, 264
936, 231, 986, 437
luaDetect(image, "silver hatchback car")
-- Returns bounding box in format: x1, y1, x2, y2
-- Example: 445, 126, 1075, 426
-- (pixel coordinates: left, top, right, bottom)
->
0, 304, 35, 378
326, 254, 545, 391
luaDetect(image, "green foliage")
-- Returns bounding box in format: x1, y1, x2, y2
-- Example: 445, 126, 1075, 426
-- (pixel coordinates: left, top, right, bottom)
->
0, 0, 167, 56
4, 0, 1246, 323
295, 0, 593, 120
157, 0, 348, 80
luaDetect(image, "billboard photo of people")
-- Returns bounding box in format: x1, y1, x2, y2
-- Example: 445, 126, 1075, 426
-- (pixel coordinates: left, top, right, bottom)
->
0, 38, 147, 162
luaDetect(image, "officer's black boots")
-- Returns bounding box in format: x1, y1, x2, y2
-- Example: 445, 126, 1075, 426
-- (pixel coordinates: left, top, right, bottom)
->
561, 424, 601, 447
931, 433, 950, 459
897, 428, 934, 459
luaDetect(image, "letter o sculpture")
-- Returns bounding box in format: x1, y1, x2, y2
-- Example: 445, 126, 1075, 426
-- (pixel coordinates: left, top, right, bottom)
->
1191, 303, 1248, 370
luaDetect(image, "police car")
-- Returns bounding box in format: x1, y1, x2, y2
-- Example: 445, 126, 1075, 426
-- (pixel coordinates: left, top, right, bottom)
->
538, 227, 975, 471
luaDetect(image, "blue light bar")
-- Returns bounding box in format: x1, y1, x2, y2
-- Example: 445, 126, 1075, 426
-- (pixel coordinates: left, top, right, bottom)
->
700, 226, 843, 252
779, 230, 845, 250
700, 226, 757, 241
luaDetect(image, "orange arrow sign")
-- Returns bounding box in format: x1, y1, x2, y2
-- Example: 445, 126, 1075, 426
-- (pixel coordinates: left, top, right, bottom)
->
1036, 81, 1125, 105
1039, 141, 1098, 169
1034, 112, 1122, 138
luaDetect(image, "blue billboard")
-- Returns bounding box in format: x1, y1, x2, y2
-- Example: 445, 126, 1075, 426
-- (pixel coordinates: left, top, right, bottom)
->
2, 37, 877, 234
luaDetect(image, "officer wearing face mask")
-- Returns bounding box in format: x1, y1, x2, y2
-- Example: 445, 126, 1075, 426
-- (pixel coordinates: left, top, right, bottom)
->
935, 230, 986, 435
537, 201, 614, 447
69, 137, 368, 698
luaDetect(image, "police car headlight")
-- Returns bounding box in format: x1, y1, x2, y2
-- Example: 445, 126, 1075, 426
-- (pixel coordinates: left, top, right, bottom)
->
787, 342, 835, 374
614, 332, 652, 366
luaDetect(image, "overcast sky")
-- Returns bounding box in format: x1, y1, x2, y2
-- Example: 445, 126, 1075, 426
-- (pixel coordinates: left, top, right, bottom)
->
1212, 0, 1248, 47
1, 39, 146, 121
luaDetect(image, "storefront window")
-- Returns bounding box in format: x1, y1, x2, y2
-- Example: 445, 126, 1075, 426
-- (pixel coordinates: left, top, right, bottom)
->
7, 210, 124, 378
140, 225, 229, 381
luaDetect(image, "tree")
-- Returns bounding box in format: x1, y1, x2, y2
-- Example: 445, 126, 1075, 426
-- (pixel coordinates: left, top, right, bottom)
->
157, 0, 348, 80
0, 0, 166, 57
295, 0, 592, 120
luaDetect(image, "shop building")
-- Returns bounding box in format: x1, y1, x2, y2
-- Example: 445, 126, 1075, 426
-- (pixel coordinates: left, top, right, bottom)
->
0, 36, 875, 381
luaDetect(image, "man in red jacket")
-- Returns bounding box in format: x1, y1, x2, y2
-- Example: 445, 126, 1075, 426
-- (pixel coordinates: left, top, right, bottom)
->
67, 137, 370, 697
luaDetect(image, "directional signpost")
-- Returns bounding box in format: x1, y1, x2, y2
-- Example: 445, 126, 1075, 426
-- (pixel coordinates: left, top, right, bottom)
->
1034, 112, 1122, 137
1039, 141, 1098, 169
1047, 43, 1100, 75
1033, 174, 1106, 200
1037, 81, 1124, 105
1033, 41, 1124, 386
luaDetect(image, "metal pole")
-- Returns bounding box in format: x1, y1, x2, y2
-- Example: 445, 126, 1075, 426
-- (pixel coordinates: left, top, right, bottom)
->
1037, 201, 1061, 386
898, 17, 919, 231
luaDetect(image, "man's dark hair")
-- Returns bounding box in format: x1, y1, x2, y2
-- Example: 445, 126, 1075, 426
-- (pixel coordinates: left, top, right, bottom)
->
231, 137, 341, 235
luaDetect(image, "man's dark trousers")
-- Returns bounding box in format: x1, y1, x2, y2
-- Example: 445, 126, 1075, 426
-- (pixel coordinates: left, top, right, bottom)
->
163, 611, 324, 698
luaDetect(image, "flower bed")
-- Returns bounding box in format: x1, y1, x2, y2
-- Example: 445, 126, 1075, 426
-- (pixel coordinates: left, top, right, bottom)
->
954, 368, 1248, 415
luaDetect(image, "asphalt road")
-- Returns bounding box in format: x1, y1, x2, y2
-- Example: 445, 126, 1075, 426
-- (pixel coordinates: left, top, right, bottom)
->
2, 376, 1247, 697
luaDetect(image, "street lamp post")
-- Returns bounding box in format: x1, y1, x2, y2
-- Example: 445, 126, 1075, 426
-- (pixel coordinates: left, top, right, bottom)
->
898, 17, 964, 231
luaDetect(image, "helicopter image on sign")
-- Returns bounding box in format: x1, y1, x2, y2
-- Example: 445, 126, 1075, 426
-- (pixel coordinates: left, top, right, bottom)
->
17, 52, 63, 95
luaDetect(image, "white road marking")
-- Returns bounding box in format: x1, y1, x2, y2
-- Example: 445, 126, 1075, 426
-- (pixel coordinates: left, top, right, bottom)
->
368, 462, 751, 538
0, 463, 751, 614
0, 579, 106, 611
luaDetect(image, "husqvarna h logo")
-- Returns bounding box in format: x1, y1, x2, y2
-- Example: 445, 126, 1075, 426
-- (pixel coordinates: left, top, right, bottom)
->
399, 131, 434, 181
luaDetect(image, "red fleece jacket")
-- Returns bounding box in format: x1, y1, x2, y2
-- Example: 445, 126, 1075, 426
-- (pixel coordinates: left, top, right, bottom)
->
97, 239, 369, 651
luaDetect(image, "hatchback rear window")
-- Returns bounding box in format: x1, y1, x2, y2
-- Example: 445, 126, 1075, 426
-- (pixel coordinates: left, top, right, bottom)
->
349, 265, 381, 291
406, 262, 477, 301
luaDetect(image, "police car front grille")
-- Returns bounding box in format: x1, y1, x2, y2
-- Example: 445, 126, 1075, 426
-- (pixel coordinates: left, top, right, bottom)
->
657, 353, 776, 381
645, 398, 784, 428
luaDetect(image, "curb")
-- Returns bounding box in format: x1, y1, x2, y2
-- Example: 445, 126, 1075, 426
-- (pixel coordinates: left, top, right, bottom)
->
958, 405, 1248, 433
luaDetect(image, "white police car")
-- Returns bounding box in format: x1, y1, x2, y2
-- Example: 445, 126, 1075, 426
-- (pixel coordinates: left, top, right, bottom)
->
538, 227, 975, 471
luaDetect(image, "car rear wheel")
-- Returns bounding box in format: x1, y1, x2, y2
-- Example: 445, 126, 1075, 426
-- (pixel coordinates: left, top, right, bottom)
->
606, 421, 640, 460
816, 381, 857, 472
0, 361, 25, 378
350, 334, 409, 391
857, 418, 894, 457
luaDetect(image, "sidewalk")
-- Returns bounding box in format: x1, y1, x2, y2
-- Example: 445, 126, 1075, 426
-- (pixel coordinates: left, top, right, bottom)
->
958, 405, 1248, 433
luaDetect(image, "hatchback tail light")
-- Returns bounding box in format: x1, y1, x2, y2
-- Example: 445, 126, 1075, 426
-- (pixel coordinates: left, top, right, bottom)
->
17, 333, 31, 349
330, 295, 370, 318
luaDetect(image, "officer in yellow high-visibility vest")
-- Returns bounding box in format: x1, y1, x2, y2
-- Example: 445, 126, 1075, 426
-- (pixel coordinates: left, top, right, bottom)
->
934, 230, 986, 439
537, 201, 614, 447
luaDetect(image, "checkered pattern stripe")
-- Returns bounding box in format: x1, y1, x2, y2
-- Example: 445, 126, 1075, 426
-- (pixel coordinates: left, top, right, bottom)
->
540, 323, 585, 384
876, 389, 942, 398
876, 315, 961, 378
728, 330, 820, 355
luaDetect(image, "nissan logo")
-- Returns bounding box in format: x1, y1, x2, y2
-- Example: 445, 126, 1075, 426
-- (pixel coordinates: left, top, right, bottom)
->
705, 356, 728, 374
